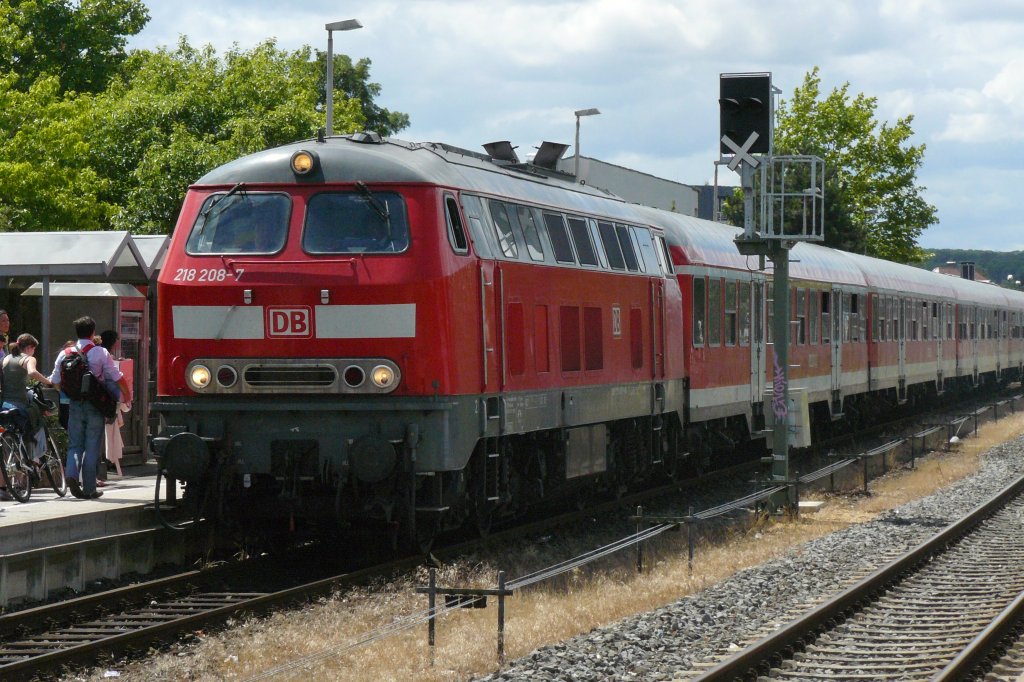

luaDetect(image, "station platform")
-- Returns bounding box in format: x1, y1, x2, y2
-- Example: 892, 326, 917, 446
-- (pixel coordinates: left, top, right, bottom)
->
0, 463, 190, 608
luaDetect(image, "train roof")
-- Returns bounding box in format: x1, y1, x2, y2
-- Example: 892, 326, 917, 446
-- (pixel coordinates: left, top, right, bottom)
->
195, 134, 660, 228
196, 134, 1024, 311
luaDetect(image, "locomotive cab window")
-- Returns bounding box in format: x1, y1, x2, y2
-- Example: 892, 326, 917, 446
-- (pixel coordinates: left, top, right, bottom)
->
303, 190, 409, 254
186, 192, 291, 255
444, 194, 468, 254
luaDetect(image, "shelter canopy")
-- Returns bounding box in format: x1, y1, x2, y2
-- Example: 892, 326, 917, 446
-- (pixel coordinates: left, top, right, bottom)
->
0, 231, 164, 283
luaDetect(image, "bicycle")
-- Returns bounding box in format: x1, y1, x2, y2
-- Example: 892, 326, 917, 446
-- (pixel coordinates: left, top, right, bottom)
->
0, 407, 33, 502
30, 385, 67, 497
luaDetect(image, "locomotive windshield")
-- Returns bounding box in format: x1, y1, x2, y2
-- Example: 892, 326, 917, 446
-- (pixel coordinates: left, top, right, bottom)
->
302, 191, 409, 254
186, 192, 291, 255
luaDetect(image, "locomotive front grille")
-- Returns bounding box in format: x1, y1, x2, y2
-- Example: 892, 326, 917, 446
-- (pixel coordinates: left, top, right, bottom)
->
244, 365, 337, 387
184, 358, 402, 394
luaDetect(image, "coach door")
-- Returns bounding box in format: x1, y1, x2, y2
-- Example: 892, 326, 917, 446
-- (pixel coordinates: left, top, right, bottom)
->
897, 298, 908, 401
830, 288, 843, 403
751, 280, 765, 405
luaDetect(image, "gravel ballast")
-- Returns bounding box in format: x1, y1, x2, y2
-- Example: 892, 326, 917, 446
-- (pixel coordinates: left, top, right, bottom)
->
478, 437, 1024, 681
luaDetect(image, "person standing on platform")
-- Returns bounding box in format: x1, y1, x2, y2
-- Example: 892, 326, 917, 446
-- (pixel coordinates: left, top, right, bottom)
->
0, 310, 11, 363
50, 317, 132, 499
98, 330, 128, 479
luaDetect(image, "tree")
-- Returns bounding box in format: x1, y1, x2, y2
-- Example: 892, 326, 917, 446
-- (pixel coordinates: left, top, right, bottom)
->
0, 74, 114, 232
0, 0, 149, 94
317, 52, 410, 136
776, 68, 937, 263
724, 68, 937, 263
90, 39, 371, 233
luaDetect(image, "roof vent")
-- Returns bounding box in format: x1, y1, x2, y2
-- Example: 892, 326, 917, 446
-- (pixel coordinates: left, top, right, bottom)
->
532, 141, 569, 170
483, 141, 519, 164
350, 131, 382, 144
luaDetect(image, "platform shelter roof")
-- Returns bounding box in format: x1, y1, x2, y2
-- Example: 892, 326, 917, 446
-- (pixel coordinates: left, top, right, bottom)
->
0, 231, 157, 282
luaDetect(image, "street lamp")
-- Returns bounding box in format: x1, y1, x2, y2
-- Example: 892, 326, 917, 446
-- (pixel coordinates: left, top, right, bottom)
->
325, 18, 363, 136
573, 107, 601, 179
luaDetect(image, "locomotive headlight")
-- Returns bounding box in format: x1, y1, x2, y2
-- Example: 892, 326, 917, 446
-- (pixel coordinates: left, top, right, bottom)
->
290, 150, 319, 176
188, 364, 212, 390
370, 364, 396, 389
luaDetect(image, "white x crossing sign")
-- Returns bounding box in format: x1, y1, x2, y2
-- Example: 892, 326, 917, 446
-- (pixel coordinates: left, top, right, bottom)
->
722, 131, 761, 171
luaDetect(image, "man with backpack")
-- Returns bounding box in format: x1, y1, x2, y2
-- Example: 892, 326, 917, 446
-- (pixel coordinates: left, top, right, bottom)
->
50, 316, 132, 499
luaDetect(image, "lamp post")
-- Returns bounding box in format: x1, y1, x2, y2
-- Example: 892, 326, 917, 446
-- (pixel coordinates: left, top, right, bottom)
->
574, 107, 601, 179
325, 18, 363, 136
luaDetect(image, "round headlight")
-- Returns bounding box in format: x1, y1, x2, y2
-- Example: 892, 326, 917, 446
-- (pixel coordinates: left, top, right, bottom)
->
290, 150, 318, 175
216, 365, 238, 388
188, 364, 211, 390
370, 365, 395, 389
343, 365, 365, 388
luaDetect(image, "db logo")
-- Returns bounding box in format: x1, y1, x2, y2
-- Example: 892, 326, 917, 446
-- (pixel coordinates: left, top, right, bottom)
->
266, 307, 313, 338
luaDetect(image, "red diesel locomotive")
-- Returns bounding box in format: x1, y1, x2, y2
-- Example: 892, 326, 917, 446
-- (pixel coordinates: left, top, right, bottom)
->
154, 132, 1024, 549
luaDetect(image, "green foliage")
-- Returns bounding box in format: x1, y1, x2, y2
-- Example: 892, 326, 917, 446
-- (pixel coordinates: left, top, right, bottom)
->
920, 249, 1024, 288
87, 39, 367, 233
0, 26, 407, 235
0, 0, 149, 94
317, 52, 410, 136
0, 74, 114, 231
724, 68, 937, 264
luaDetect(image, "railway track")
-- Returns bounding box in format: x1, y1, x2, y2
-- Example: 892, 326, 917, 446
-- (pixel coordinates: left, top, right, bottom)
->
1, 393, 1010, 679
693, 469, 1024, 681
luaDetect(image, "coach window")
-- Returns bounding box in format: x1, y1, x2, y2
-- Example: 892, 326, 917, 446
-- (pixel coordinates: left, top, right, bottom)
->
303, 191, 409, 254
444, 194, 469, 254
921, 301, 930, 340
516, 206, 545, 261
810, 289, 820, 344
188, 192, 291, 255
616, 224, 641, 272
932, 302, 939, 339
708, 278, 722, 346
796, 289, 807, 345
566, 216, 599, 266
725, 280, 738, 346
598, 221, 625, 270
489, 201, 519, 259
753, 282, 763, 343
946, 303, 953, 339
693, 277, 706, 346
767, 283, 775, 344
543, 213, 576, 264
821, 291, 830, 344
739, 282, 751, 346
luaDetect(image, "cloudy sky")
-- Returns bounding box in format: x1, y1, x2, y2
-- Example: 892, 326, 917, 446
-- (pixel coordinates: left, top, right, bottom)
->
128, 0, 1024, 251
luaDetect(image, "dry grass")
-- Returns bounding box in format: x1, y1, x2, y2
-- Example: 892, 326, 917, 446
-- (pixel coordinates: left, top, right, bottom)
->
79, 412, 1024, 682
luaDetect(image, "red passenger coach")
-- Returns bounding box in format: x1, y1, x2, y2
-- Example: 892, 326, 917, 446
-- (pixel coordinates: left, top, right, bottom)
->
154, 134, 687, 549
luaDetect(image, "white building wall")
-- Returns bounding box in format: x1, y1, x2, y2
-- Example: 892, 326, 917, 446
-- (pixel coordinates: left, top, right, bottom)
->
556, 156, 699, 216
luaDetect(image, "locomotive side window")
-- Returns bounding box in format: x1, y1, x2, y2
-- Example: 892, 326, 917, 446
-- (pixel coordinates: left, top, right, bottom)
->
543, 213, 576, 264
187, 192, 290, 255
598, 221, 625, 270
444, 194, 469, 254
632, 226, 661, 274
615, 224, 641, 272
303, 191, 409, 254
566, 216, 598, 266
659, 236, 674, 274
517, 206, 546, 261
692, 277, 706, 347
589, 220, 610, 269
489, 201, 520, 259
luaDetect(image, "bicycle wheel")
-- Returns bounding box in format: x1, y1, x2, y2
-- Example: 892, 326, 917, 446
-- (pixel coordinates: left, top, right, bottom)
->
42, 428, 68, 497
0, 432, 32, 502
